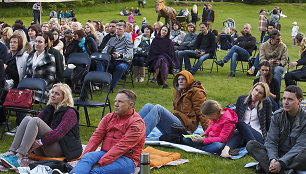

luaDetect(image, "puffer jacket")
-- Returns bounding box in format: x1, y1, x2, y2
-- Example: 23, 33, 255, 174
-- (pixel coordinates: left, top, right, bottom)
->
172, 70, 209, 132
204, 108, 238, 144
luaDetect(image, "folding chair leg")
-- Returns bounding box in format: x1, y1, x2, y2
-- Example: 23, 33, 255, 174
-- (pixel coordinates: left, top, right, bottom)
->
84, 107, 90, 127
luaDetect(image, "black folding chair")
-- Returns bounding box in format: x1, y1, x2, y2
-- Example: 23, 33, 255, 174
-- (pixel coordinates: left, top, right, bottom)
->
1, 78, 46, 138
4, 78, 46, 115
74, 71, 112, 127
63, 52, 91, 79
236, 45, 258, 73
63, 53, 91, 94
90, 52, 110, 72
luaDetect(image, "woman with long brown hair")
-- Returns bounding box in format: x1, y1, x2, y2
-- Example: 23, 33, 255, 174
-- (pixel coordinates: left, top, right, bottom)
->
253, 61, 280, 111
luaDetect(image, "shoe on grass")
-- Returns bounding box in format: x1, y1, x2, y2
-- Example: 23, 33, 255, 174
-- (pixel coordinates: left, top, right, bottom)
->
162, 84, 169, 89
215, 60, 224, 67
0, 155, 21, 168
0, 154, 13, 166
150, 78, 156, 84
247, 67, 255, 75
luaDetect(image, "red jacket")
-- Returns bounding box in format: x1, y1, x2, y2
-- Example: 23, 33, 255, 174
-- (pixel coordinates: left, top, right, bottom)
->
83, 109, 146, 166
203, 108, 238, 144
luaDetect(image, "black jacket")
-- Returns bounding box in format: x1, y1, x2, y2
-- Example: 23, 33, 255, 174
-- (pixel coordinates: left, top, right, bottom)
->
236, 95, 272, 139
42, 105, 82, 161
64, 38, 97, 58
48, 47, 64, 82
234, 33, 256, 55
98, 33, 116, 52
0, 42, 8, 62
194, 31, 216, 54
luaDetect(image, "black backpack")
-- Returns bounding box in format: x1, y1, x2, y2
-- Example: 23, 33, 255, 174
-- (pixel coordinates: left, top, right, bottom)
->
29, 160, 73, 173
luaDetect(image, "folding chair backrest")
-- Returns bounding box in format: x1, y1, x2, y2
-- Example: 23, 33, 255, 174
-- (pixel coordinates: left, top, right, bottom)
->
67, 54, 91, 66
90, 52, 110, 71
17, 78, 46, 92
84, 71, 112, 85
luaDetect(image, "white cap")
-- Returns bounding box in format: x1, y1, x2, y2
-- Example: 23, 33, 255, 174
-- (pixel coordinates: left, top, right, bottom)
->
292, 21, 297, 25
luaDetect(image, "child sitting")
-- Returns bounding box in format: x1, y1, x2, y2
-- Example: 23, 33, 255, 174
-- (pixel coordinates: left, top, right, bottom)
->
182, 100, 238, 154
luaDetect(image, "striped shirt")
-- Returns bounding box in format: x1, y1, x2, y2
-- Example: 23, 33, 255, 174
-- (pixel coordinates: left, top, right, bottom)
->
102, 34, 133, 63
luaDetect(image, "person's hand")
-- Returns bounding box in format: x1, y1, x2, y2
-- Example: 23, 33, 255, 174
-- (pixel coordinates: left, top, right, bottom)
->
191, 135, 204, 143
112, 52, 120, 59
200, 132, 207, 137
3, 64, 7, 70
269, 159, 281, 173
199, 52, 206, 57
194, 49, 199, 54
289, 62, 298, 69
91, 163, 102, 170
28, 140, 43, 154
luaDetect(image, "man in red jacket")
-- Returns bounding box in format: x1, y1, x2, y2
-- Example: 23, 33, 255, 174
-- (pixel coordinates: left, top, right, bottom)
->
70, 89, 146, 174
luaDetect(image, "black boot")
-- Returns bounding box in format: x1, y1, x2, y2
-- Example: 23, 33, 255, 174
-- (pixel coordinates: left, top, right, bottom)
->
229, 72, 235, 77
215, 60, 224, 67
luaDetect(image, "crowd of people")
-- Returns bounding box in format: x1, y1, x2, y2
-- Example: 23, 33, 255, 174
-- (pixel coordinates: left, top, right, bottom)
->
0, 2, 305, 174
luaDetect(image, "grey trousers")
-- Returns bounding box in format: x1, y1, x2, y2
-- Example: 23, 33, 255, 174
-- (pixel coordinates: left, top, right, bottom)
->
246, 140, 306, 173
9, 116, 63, 157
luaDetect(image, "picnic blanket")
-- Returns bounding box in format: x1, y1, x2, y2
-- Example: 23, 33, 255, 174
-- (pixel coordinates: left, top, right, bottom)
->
145, 126, 248, 159
0, 145, 189, 173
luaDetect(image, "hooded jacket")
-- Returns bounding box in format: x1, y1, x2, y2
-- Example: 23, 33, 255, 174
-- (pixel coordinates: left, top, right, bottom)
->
204, 108, 238, 144
172, 70, 209, 132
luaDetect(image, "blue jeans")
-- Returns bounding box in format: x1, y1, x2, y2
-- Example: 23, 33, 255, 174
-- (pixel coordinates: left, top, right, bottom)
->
226, 121, 263, 149
180, 50, 211, 74
33, 11, 40, 23
273, 66, 285, 87
269, 95, 279, 112
96, 60, 130, 88
132, 56, 145, 67
182, 138, 225, 153
70, 151, 136, 174
222, 45, 250, 73
138, 103, 183, 137
253, 51, 260, 68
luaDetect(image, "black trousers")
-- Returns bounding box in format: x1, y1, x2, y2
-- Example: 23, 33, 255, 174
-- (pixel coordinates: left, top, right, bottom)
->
284, 68, 306, 86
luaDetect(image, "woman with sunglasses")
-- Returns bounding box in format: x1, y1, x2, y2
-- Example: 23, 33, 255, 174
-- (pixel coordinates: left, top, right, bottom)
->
253, 61, 280, 111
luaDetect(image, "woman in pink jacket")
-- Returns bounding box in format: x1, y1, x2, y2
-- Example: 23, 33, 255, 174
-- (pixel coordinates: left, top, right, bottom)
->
182, 100, 238, 154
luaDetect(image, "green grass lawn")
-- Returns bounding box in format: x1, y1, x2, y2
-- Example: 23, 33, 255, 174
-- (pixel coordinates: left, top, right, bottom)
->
1, 1, 306, 173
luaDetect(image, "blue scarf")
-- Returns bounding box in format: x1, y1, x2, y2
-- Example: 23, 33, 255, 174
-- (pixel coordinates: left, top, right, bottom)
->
78, 37, 87, 54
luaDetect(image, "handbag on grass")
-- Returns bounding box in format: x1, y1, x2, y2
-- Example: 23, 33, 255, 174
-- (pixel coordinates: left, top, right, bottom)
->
3, 89, 34, 109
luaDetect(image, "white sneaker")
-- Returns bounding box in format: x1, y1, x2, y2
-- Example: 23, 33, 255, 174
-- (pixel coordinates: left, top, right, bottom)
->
5, 126, 18, 136
10, 126, 18, 133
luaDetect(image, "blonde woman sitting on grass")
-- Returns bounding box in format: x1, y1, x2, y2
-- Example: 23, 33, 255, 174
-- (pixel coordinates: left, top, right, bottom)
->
0, 83, 82, 169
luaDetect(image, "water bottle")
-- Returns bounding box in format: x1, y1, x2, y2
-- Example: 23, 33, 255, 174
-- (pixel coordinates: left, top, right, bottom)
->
140, 153, 150, 174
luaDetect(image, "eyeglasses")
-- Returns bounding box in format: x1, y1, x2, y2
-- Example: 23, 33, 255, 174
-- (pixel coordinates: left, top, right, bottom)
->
64, 30, 73, 34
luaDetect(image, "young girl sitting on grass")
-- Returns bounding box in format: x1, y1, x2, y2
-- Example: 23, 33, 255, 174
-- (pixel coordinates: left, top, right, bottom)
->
182, 100, 238, 154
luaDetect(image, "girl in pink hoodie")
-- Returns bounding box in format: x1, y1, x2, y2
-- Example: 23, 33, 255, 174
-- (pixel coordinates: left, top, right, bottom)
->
182, 100, 238, 154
